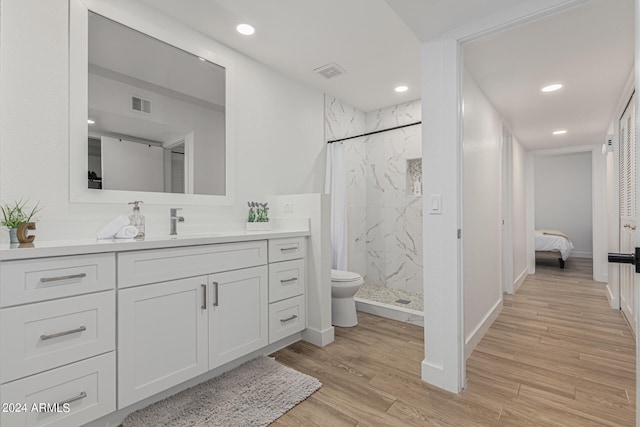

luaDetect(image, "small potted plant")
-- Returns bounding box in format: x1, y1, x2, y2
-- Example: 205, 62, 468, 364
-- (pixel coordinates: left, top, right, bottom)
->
1, 200, 41, 244
246, 201, 270, 231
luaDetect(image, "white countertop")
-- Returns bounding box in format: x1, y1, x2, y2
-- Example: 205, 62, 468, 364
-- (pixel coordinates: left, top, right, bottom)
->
0, 229, 310, 261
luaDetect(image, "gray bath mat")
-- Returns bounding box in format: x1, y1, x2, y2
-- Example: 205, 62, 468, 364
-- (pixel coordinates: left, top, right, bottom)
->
122, 356, 321, 427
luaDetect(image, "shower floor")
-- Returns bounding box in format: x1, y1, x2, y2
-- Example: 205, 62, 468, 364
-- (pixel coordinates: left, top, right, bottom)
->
354, 284, 424, 326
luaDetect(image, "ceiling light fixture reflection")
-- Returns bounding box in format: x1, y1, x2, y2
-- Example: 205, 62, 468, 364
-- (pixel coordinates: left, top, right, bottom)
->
552, 130, 567, 135
395, 85, 408, 93
236, 24, 255, 36
542, 84, 563, 92
198, 57, 206, 62
87, 119, 95, 124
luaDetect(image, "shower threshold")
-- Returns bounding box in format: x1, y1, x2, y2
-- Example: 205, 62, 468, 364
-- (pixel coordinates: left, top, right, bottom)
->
355, 284, 423, 327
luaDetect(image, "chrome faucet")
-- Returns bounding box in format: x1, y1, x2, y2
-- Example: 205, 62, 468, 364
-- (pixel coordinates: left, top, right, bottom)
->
170, 208, 185, 236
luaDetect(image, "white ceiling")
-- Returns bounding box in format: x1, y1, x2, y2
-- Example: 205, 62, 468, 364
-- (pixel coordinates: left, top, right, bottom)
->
136, 0, 422, 112
132, 0, 634, 150
463, 0, 634, 150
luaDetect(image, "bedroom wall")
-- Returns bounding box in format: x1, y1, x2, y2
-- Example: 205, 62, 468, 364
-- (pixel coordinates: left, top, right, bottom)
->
534, 152, 593, 257
512, 135, 528, 289
462, 69, 502, 358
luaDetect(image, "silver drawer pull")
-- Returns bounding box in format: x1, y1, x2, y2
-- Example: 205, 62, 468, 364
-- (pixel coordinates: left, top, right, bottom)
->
40, 326, 87, 341
280, 247, 298, 252
56, 391, 87, 407
280, 314, 298, 323
40, 273, 87, 283
280, 277, 298, 284
201, 284, 207, 310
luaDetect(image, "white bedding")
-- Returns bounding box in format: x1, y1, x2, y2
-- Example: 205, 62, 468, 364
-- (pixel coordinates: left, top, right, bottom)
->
535, 230, 574, 261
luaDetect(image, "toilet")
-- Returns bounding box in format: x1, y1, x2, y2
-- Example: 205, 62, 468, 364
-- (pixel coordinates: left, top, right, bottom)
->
331, 269, 364, 327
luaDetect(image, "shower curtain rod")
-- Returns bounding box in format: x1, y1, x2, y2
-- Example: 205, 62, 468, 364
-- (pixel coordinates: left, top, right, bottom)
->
326, 121, 422, 144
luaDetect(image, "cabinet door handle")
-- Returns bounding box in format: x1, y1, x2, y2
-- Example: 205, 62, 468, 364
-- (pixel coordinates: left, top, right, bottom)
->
280, 277, 298, 283
201, 284, 207, 310
280, 246, 298, 252
213, 281, 219, 307
40, 273, 87, 283
55, 391, 87, 409
280, 314, 298, 323
40, 325, 86, 341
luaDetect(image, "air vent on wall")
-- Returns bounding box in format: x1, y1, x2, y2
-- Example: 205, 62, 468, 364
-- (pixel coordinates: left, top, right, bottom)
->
314, 63, 346, 79
605, 133, 614, 152
131, 96, 151, 114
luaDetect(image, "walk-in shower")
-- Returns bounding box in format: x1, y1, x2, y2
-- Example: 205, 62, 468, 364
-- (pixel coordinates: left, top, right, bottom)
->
325, 97, 423, 326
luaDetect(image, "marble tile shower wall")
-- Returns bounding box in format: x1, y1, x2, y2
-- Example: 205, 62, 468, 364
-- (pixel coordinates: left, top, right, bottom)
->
325, 96, 423, 295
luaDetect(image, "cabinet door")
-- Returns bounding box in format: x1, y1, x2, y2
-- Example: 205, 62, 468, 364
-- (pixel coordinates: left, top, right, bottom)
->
118, 277, 208, 408
209, 266, 268, 369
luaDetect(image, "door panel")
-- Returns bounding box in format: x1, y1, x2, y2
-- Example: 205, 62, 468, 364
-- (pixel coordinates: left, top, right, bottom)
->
619, 93, 636, 334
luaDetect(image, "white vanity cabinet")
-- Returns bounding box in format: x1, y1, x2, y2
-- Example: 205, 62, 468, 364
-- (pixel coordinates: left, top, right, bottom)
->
116, 241, 269, 408
0, 232, 308, 425
0, 253, 117, 427
268, 237, 307, 343
208, 266, 268, 368
117, 276, 209, 408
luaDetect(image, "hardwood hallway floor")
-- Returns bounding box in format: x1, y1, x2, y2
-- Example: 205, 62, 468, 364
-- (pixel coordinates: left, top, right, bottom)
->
272, 257, 636, 426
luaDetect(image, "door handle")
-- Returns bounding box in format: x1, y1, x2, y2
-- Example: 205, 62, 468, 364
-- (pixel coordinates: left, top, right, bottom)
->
212, 281, 219, 307
608, 248, 640, 273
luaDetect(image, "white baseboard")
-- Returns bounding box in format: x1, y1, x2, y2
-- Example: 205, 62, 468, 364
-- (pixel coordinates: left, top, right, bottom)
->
513, 268, 528, 293
572, 251, 593, 258
465, 299, 503, 360
302, 326, 334, 347
606, 284, 618, 309
421, 359, 461, 394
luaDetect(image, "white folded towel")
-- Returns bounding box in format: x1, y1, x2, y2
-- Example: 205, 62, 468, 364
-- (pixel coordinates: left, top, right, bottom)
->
96, 215, 130, 239
114, 225, 139, 239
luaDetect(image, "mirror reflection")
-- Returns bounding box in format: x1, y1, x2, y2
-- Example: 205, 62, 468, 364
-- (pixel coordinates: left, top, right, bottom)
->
87, 12, 226, 195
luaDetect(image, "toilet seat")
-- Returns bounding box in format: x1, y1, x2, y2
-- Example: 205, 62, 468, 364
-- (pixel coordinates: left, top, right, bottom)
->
331, 269, 362, 283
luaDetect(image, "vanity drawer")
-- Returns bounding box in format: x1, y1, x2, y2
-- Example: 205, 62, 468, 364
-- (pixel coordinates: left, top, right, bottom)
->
0, 291, 115, 383
269, 295, 306, 344
268, 237, 306, 263
118, 241, 268, 288
0, 253, 115, 307
0, 352, 116, 427
269, 259, 305, 303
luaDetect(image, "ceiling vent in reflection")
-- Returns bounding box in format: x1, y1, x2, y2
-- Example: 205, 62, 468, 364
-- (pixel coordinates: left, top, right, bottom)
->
131, 96, 152, 114
314, 63, 346, 79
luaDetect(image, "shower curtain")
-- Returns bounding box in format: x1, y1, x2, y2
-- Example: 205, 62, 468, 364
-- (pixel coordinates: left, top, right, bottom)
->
325, 142, 348, 271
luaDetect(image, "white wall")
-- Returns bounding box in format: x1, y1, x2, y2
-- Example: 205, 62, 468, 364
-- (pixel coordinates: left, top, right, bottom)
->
534, 152, 593, 257
0, 0, 325, 242
512, 136, 529, 289
462, 70, 503, 358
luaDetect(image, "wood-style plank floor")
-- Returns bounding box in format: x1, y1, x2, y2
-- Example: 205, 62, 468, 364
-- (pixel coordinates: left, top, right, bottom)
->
272, 257, 636, 426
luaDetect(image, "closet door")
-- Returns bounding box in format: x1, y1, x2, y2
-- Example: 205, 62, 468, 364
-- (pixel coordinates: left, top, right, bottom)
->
619, 93, 636, 334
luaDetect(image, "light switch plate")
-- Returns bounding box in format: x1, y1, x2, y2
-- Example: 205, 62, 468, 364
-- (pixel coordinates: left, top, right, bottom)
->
429, 195, 442, 215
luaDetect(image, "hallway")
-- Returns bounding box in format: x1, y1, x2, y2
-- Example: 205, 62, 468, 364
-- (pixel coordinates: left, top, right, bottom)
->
272, 258, 635, 425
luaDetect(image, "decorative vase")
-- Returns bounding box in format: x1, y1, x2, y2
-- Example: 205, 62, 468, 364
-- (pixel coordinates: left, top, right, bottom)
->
246, 221, 271, 231
8, 228, 18, 244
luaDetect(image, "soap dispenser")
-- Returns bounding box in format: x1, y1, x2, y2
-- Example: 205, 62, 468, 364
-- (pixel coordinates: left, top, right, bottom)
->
128, 201, 145, 239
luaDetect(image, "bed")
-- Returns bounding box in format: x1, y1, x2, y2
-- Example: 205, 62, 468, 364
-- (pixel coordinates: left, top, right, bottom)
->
535, 230, 575, 269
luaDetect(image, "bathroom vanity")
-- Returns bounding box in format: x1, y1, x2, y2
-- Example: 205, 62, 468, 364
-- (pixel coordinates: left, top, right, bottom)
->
0, 230, 308, 426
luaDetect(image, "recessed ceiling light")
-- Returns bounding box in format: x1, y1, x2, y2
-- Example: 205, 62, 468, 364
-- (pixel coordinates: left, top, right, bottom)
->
542, 84, 563, 92
553, 130, 567, 135
236, 24, 255, 36
395, 85, 408, 93
87, 119, 95, 124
